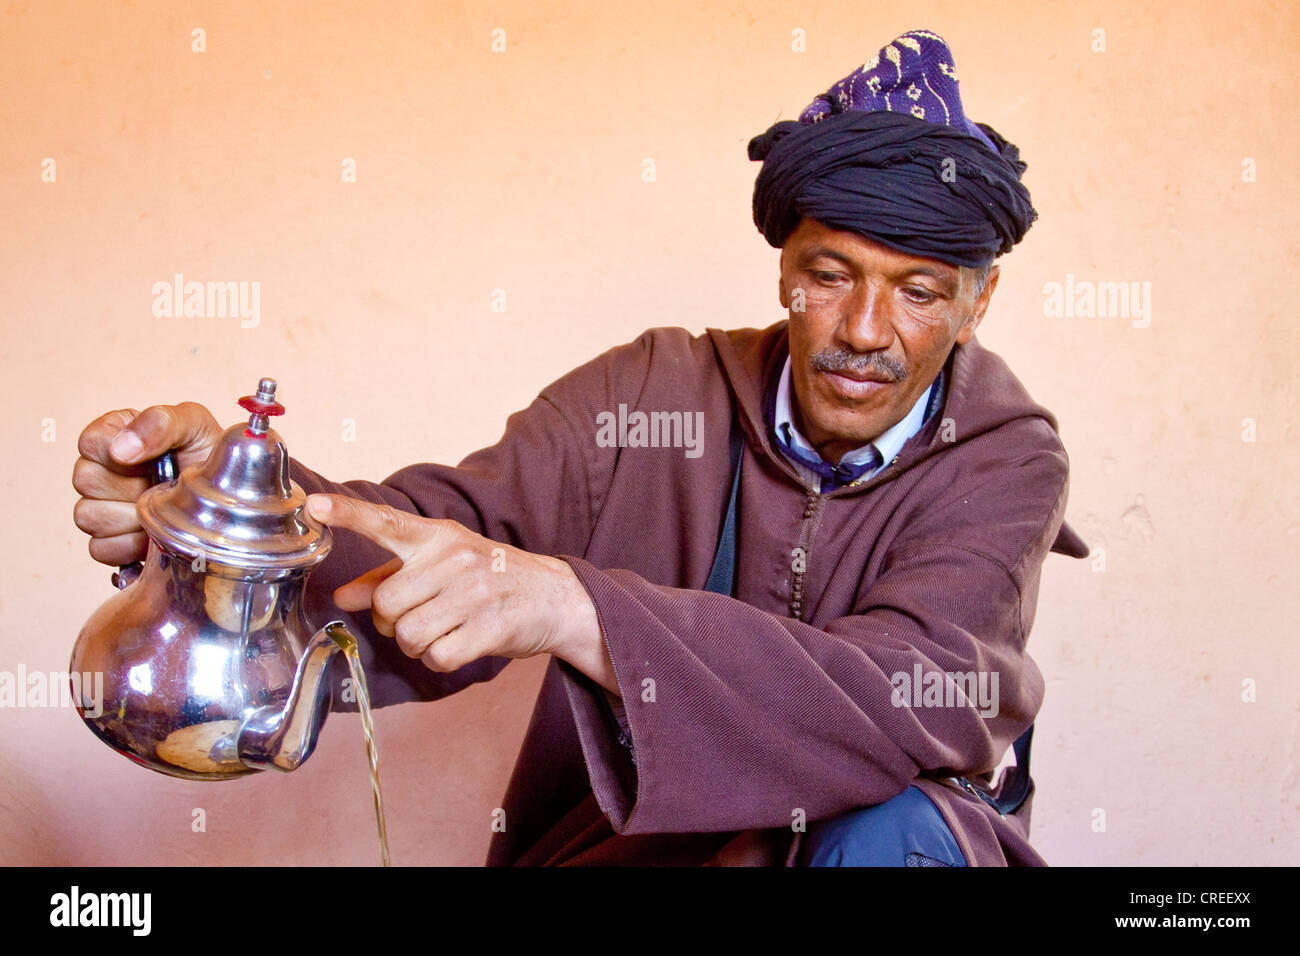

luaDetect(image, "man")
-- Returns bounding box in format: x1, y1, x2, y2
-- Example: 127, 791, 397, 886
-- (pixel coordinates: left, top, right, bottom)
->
73, 30, 1087, 866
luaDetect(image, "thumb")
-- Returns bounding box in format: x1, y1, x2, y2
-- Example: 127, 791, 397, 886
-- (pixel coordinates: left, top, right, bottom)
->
306, 494, 419, 559
108, 402, 220, 467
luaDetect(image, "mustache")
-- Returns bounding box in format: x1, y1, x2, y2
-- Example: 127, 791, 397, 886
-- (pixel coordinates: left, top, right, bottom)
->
809, 348, 907, 382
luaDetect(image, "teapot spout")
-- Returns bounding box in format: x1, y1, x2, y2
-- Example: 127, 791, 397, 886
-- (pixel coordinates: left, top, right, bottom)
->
226, 620, 352, 772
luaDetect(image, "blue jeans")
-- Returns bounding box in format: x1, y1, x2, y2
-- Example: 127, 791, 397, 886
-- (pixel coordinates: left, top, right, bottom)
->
800, 786, 967, 867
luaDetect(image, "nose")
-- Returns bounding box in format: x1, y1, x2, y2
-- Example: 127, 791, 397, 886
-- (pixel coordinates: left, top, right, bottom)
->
838, 284, 894, 354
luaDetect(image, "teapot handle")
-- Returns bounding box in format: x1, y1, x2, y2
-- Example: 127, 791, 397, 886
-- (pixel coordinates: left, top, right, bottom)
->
111, 450, 179, 590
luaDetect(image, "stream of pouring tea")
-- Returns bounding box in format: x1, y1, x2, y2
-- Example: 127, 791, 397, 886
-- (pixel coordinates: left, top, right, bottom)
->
327, 625, 391, 867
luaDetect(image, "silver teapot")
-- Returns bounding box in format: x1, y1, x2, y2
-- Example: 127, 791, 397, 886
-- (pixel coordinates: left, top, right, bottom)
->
70, 378, 359, 780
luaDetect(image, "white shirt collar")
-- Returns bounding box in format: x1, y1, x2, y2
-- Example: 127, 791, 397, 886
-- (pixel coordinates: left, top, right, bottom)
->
773, 355, 934, 488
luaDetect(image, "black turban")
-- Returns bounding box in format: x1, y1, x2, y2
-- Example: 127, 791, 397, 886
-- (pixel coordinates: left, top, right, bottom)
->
747, 29, 1038, 269
749, 110, 1036, 269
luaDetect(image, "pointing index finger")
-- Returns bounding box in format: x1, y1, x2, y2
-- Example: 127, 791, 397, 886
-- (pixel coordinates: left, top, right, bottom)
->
306, 494, 416, 559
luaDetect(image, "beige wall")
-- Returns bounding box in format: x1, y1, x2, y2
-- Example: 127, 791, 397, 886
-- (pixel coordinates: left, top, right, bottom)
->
1, 0, 1295, 865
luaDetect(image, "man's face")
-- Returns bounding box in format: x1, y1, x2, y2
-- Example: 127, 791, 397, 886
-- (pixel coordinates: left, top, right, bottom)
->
779, 218, 999, 464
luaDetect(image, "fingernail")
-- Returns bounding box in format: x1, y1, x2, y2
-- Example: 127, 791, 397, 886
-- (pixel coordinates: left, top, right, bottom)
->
111, 430, 143, 462
308, 494, 331, 518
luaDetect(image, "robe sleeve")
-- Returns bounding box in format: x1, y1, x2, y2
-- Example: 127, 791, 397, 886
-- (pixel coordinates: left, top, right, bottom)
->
554, 444, 1069, 834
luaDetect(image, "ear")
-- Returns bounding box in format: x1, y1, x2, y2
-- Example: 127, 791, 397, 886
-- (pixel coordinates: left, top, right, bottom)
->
955, 265, 1000, 346
778, 251, 790, 309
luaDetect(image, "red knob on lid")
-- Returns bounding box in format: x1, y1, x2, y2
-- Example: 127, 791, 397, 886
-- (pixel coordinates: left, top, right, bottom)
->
239, 379, 285, 438
238, 394, 285, 417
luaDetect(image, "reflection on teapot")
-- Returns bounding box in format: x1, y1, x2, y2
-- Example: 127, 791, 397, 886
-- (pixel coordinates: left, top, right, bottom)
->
70, 378, 355, 780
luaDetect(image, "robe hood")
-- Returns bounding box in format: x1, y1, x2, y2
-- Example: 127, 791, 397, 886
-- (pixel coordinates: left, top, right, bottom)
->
707, 321, 1090, 558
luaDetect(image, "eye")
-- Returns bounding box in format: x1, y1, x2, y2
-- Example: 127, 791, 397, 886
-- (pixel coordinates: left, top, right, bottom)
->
902, 286, 938, 304
813, 271, 845, 286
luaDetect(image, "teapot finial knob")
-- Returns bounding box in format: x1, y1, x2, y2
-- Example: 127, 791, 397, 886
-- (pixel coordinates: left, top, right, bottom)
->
238, 377, 285, 437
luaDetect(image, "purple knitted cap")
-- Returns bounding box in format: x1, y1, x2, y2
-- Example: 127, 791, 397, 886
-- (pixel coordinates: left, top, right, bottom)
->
798, 29, 998, 153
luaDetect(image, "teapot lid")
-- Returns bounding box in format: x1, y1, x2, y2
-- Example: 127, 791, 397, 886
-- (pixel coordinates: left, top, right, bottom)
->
137, 378, 332, 571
